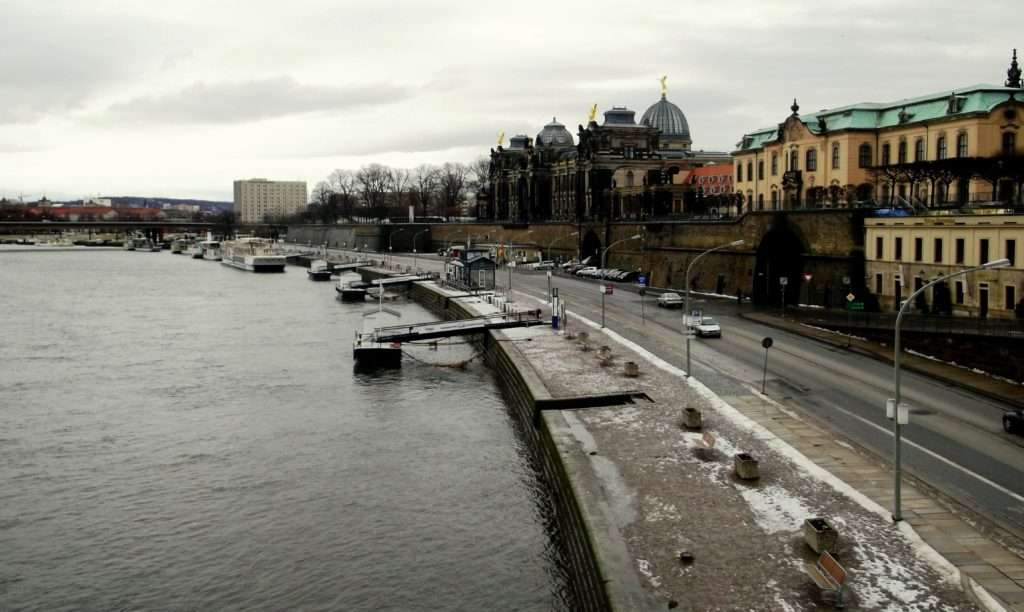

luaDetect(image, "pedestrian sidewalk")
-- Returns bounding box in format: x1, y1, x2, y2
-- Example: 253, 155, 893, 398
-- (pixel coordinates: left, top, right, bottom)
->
441, 284, 1023, 610
739, 310, 1024, 410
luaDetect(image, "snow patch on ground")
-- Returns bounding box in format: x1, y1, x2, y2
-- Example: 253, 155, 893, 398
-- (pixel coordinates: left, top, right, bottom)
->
635, 558, 662, 588
800, 322, 869, 341
736, 484, 815, 535
906, 348, 1023, 386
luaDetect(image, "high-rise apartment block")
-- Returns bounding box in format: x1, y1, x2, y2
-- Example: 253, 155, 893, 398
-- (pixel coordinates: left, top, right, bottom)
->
233, 179, 307, 223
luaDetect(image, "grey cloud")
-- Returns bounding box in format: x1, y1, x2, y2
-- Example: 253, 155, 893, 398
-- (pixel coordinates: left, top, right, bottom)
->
297, 126, 496, 158
101, 78, 413, 124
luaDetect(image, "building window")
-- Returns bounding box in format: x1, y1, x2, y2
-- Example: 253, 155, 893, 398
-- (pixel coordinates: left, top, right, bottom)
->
980, 238, 989, 264
956, 133, 968, 158
937, 136, 947, 160
737, 165, 743, 182
876, 236, 884, 259
747, 162, 753, 182
934, 237, 943, 263
914, 237, 923, 262
1003, 132, 1017, 156
626, 171, 634, 187
858, 143, 872, 168
806, 149, 817, 171
1007, 286, 1017, 310
758, 160, 764, 180
771, 190, 779, 209
955, 280, 965, 304
1008, 239, 1017, 266
898, 140, 907, 164
914, 138, 925, 162
875, 273, 883, 294
881, 143, 891, 166
831, 143, 840, 169
789, 150, 799, 171
771, 153, 778, 175
895, 236, 903, 261
757, 193, 764, 210
955, 238, 965, 264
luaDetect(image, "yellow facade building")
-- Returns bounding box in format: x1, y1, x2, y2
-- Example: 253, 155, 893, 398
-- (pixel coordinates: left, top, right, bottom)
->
732, 51, 1024, 211
865, 214, 1023, 318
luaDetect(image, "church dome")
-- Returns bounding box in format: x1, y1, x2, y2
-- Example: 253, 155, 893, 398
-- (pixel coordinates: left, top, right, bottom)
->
641, 94, 691, 141
535, 117, 574, 148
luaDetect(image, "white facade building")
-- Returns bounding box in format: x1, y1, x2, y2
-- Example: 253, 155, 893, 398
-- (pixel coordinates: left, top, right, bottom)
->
233, 178, 307, 223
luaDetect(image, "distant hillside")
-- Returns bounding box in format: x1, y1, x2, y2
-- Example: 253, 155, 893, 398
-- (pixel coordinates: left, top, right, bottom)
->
107, 196, 233, 213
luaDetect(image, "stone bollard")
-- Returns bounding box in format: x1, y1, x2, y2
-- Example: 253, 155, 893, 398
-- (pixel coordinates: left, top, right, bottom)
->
733, 453, 760, 480
803, 518, 839, 554
624, 361, 639, 377
682, 407, 702, 429
597, 345, 612, 361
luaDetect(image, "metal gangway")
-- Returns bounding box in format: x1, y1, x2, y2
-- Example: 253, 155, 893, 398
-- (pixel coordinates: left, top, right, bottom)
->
329, 261, 371, 273
360, 310, 547, 345
347, 273, 435, 290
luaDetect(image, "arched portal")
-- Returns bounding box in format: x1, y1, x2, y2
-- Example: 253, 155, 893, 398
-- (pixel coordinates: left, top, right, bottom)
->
753, 219, 807, 306
580, 230, 602, 264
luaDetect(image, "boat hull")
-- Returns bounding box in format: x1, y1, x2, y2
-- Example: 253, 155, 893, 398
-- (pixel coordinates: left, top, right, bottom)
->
353, 344, 402, 369
308, 270, 332, 281
221, 254, 286, 272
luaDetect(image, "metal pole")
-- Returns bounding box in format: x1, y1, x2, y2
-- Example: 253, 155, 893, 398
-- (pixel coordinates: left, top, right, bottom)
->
761, 347, 769, 394
601, 249, 607, 328
684, 239, 744, 377
890, 258, 1008, 522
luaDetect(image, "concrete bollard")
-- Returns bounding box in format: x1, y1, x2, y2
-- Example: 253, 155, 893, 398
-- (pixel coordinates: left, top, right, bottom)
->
733, 453, 760, 480
682, 407, 702, 429
803, 518, 839, 554
624, 361, 639, 377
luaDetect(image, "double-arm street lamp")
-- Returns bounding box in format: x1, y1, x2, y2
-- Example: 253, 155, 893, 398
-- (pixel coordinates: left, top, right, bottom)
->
684, 239, 744, 376
889, 257, 1010, 522
600, 234, 643, 328
411, 228, 430, 272
388, 228, 406, 267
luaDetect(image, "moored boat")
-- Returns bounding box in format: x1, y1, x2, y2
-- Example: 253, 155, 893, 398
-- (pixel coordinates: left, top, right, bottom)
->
336, 281, 367, 302
200, 240, 222, 261
307, 260, 332, 281
220, 237, 285, 272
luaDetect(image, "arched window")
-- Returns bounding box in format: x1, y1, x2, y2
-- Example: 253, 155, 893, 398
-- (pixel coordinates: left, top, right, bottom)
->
789, 149, 799, 172
746, 162, 753, 181
897, 140, 907, 164
937, 135, 947, 160
757, 160, 764, 180
806, 149, 817, 171
914, 138, 925, 162
771, 153, 778, 175
956, 133, 968, 158
881, 142, 891, 165
831, 143, 840, 169
1003, 132, 1017, 155
626, 171, 634, 187
770, 189, 779, 209
858, 143, 872, 168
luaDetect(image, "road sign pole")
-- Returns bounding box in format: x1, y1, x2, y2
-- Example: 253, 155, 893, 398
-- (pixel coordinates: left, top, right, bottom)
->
760, 337, 773, 394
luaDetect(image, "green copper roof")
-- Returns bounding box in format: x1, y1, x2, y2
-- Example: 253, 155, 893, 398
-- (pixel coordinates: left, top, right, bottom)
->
736, 84, 1021, 152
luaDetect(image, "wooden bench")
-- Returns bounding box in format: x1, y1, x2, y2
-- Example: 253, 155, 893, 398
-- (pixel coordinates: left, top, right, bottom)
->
806, 550, 847, 608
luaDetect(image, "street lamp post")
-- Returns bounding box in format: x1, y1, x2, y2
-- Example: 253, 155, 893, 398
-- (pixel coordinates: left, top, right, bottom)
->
684, 239, 745, 377
599, 234, 642, 328
889, 258, 1009, 522
412, 228, 429, 272
506, 230, 533, 298
388, 228, 406, 267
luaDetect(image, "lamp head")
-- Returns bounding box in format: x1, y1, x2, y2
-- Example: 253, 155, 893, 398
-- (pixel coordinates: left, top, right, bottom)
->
729, 239, 745, 247
981, 258, 1011, 269
630, 234, 642, 240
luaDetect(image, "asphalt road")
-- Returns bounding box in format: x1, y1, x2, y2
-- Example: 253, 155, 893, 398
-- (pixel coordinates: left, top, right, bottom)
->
327, 248, 1024, 538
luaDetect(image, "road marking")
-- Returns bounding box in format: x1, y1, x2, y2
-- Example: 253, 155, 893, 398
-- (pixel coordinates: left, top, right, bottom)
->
514, 282, 1024, 506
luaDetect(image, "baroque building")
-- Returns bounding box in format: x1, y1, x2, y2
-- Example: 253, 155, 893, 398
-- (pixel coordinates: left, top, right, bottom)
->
478, 82, 729, 223
732, 51, 1024, 212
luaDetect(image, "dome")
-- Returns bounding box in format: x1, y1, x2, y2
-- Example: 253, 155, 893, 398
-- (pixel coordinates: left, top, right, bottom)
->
535, 117, 574, 148
640, 94, 691, 141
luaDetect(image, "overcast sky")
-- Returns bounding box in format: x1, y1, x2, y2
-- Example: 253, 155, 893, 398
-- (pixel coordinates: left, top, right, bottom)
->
1, 0, 1020, 201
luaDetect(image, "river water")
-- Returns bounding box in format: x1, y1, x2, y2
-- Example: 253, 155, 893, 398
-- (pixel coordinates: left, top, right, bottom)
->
0, 247, 569, 611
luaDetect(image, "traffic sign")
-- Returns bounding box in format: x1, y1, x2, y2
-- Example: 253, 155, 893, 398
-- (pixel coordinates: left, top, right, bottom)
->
606, 283, 614, 295
846, 292, 856, 302
762, 337, 773, 349
843, 276, 851, 285
848, 301, 865, 311
638, 275, 648, 286
779, 277, 788, 286
552, 288, 559, 297
803, 273, 812, 281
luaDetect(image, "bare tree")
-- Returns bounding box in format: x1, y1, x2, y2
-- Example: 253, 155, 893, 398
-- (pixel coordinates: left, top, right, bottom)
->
328, 169, 357, 221
411, 164, 439, 217
389, 167, 412, 215
355, 163, 393, 221
437, 162, 467, 218
467, 156, 490, 192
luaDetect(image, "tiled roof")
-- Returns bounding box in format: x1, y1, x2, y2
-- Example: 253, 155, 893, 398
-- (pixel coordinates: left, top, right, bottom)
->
735, 84, 1021, 152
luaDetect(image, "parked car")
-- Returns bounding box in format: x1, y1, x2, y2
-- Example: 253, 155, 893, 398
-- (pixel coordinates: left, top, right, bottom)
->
576, 266, 597, 277
532, 261, 556, 270
694, 316, 722, 338
657, 292, 684, 308
1005, 409, 1024, 435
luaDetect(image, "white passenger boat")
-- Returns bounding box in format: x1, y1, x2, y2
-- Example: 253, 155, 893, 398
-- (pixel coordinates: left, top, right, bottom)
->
308, 259, 332, 281
188, 242, 204, 259
200, 240, 221, 261
220, 237, 285, 272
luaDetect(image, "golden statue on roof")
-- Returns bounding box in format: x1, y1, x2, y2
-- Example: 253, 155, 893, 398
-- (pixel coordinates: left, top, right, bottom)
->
497, 131, 505, 147
587, 103, 598, 123
660, 75, 668, 96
